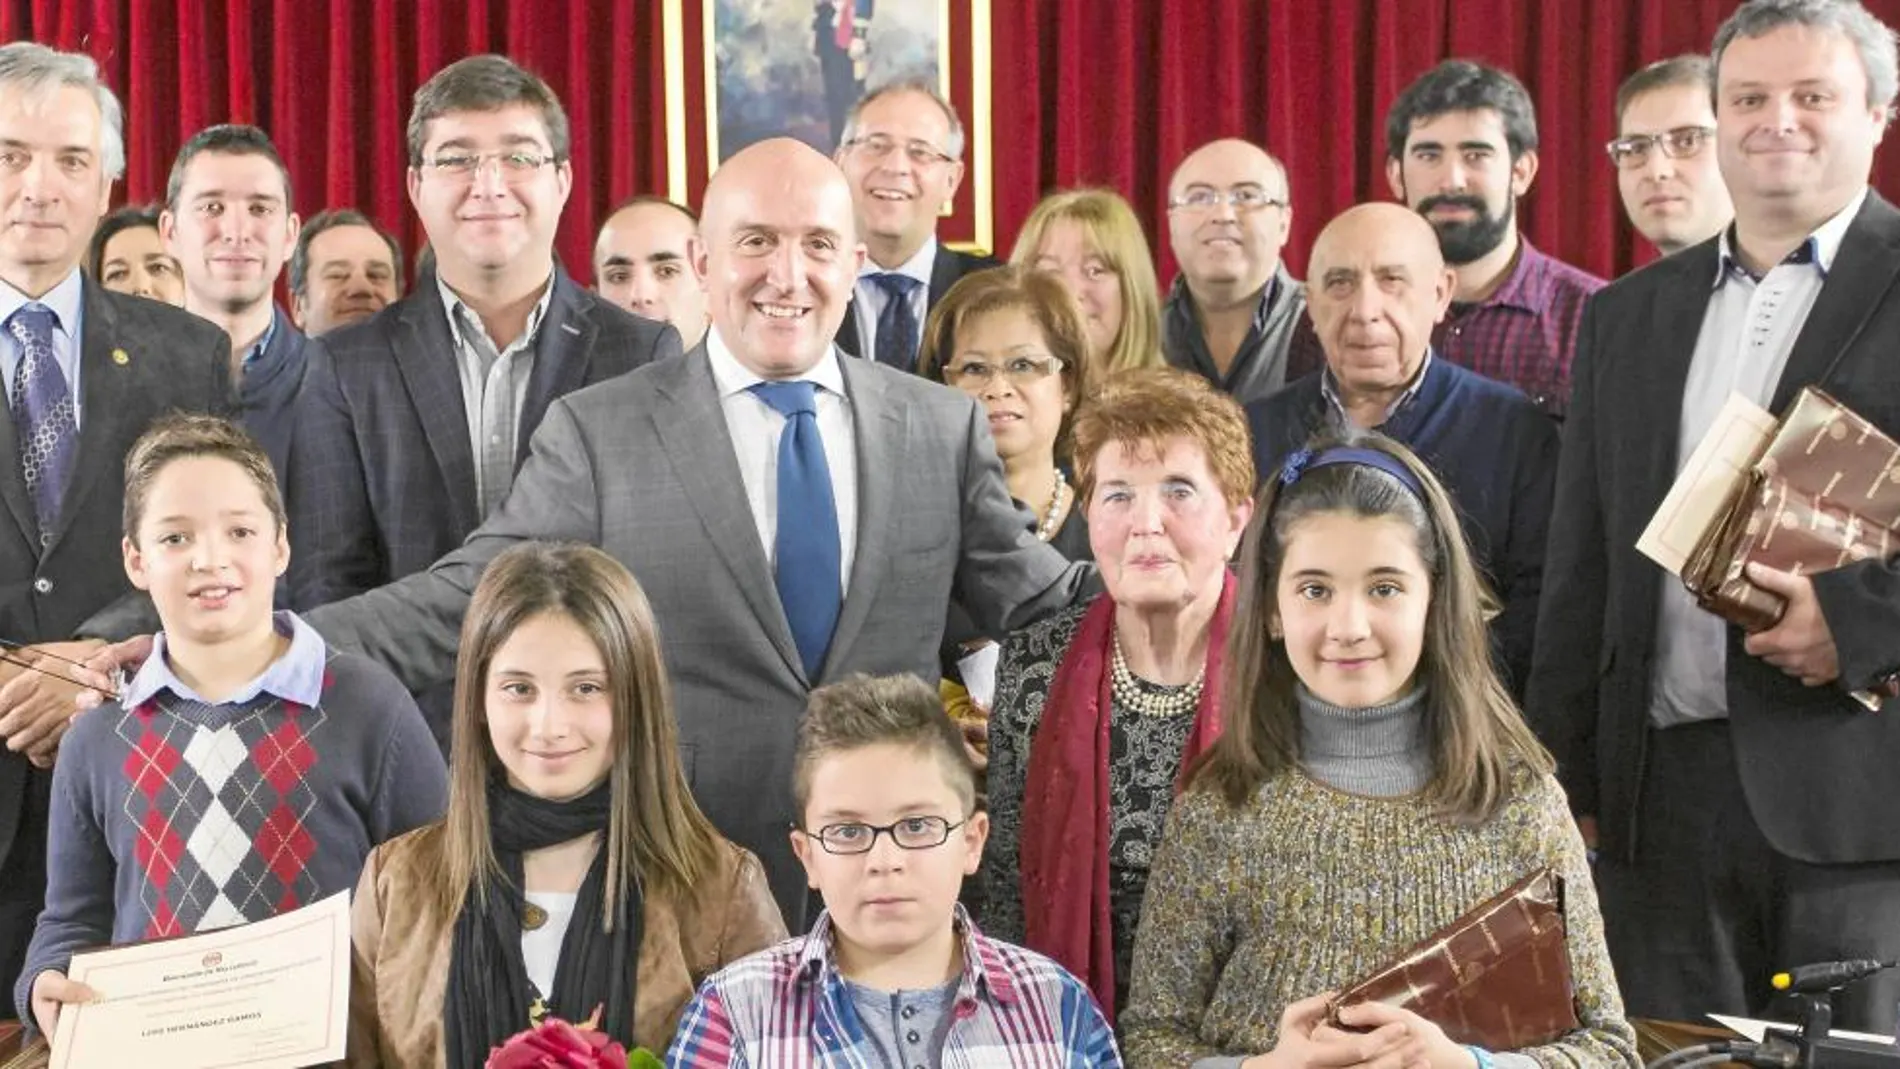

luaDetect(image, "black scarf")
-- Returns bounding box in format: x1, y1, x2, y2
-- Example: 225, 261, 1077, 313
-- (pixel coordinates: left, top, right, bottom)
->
443, 778, 642, 1068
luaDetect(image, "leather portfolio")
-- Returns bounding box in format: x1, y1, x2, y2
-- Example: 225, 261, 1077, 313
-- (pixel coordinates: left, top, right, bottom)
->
1683, 387, 1900, 633
1327, 867, 1580, 1051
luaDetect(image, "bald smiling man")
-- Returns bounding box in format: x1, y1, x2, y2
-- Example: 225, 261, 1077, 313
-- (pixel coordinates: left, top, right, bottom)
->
283, 138, 1095, 927
1247, 203, 1557, 697
1161, 138, 1309, 406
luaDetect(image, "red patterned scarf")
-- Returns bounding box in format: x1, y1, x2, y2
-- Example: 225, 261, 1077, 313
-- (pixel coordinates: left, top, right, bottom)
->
1016, 572, 1236, 1024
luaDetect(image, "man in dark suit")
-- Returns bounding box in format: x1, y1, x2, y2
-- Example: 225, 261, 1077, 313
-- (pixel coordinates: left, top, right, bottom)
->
833, 80, 998, 372
1528, 0, 1900, 1031
160, 124, 307, 489
0, 43, 234, 1010
285, 56, 680, 747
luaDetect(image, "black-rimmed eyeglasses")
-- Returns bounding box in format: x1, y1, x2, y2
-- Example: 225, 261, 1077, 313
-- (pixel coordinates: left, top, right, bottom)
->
795, 816, 967, 855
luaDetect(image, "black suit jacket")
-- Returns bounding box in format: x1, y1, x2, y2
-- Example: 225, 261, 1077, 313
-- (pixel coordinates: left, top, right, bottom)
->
1526, 192, 1900, 867
285, 267, 681, 610
836, 242, 1001, 361
0, 281, 234, 877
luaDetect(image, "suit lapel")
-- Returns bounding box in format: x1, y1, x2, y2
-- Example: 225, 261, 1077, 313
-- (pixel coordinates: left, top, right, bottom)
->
517, 271, 594, 465
43, 282, 134, 556
928, 244, 961, 306
824, 357, 902, 674
391, 281, 480, 535
1633, 246, 1716, 510
651, 350, 805, 680
1770, 193, 1900, 413
837, 292, 866, 358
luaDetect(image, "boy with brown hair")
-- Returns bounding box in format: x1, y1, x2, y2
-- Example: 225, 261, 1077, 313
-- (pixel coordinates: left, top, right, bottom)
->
667, 673, 1120, 1067
16, 415, 444, 1038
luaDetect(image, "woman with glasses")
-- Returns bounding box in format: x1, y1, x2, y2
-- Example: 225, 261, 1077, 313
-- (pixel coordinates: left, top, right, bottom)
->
1011, 189, 1165, 377
917, 266, 1100, 751
982, 368, 1255, 1025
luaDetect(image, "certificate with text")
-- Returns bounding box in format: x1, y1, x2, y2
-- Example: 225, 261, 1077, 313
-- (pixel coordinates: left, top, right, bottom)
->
49, 890, 350, 1069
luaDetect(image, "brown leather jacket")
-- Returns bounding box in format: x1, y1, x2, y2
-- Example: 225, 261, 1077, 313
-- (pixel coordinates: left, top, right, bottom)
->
346, 822, 786, 1066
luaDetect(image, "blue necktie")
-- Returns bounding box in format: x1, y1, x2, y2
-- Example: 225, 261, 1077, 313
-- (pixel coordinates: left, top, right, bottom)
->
6, 304, 74, 544
750, 381, 842, 680
871, 273, 923, 372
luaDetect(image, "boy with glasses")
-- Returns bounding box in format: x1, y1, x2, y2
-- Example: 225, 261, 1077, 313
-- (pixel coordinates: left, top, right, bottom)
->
1608, 55, 1734, 257
666, 673, 1121, 1067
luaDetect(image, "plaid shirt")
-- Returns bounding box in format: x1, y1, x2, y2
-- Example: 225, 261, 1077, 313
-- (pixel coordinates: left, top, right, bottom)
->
666, 907, 1122, 1068
1287, 237, 1603, 420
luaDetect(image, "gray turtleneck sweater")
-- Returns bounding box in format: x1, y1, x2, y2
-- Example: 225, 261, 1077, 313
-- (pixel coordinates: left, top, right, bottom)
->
1188, 685, 1542, 1069
1296, 684, 1433, 797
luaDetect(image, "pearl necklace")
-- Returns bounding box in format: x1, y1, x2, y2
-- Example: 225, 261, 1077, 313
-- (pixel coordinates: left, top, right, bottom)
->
1111, 633, 1206, 717
1036, 469, 1069, 542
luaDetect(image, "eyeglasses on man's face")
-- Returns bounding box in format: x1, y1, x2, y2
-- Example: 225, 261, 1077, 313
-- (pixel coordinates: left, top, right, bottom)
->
843, 134, 956, 168
1605, 126, 1714, 170
797, 815, 967, 855
943, 354, 1065, 389
1168, 186, 1288, 212
423, 150, 559, 182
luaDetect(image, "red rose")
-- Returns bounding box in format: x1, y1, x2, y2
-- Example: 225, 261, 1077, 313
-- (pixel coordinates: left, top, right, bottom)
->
485, 1011, 630, 1069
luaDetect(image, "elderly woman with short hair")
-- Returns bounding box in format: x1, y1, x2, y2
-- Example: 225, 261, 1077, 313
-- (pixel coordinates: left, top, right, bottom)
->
983, 367, 1255, 1025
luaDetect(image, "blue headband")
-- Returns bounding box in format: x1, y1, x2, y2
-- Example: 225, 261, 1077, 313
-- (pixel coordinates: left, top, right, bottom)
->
1277, 446, 1427, 499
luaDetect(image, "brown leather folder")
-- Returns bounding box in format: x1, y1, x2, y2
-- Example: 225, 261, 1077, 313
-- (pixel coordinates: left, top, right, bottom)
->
1683, 387, 1900, 633
1327, 867, 1580, 1051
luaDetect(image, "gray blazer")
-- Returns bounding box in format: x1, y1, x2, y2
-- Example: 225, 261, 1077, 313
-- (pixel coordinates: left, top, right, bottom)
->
305, 344, 1094, 924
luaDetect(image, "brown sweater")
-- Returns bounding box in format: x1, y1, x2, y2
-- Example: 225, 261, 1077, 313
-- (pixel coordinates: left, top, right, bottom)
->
1121, 767, 1638, 1069
346, 822, 786, 1066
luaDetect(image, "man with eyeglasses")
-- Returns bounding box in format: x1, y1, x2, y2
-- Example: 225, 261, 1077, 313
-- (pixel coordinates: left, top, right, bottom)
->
1609, 55, 1733, 257
1531, 0, 1900, 1031
832, 80, 998, 373
1160, 138, 1307, 406
1249, 203, 1555, 698
280, 54, 681, 750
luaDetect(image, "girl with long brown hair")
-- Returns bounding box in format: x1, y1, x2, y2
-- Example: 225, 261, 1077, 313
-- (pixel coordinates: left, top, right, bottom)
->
1121, 433, 1636, 1069
347, 543, 784, 1066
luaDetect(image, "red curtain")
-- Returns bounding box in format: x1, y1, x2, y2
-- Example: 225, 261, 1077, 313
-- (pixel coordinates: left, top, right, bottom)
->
995, 0, 1900, 283
1, 0, 671, 285
5, 0, 1900, 287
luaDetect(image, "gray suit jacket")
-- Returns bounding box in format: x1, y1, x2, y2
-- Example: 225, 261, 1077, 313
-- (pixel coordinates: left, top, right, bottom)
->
306, 344, 1094, 924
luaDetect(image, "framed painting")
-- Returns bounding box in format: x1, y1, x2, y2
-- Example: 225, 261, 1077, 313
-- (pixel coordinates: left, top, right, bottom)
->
663, 0, 994, 253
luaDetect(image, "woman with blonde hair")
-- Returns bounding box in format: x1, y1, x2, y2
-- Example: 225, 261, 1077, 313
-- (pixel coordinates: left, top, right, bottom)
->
1011, 188, 1164, 377
348, 542, 784, 1066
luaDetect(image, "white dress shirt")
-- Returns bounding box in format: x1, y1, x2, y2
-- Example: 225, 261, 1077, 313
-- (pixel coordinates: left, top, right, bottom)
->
1650, 186, 1868, 728
851, 235, 937, 359
706, 328, 860, 595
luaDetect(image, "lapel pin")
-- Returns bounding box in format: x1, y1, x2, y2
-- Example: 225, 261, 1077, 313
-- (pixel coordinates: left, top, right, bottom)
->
111, 348, 130, 366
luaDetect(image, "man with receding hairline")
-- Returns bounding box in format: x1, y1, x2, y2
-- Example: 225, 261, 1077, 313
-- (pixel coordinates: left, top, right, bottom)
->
592, 196, 708, 349
1161, 138, 1308, 406
198, 136, 1096, 929
1251, 203, 1556, 697
833, 81, 998, 372
1530, 0, 1900, 1030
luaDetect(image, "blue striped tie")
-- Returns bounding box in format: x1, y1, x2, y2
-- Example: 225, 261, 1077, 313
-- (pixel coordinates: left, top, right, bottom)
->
6, 304, 74, 544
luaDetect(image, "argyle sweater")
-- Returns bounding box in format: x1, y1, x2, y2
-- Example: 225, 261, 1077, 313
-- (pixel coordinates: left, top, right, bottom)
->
13, 639, 446, 1026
